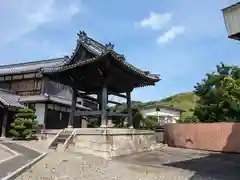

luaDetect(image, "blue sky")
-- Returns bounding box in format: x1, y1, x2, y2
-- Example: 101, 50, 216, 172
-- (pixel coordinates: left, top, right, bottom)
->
0, 0, 239, 102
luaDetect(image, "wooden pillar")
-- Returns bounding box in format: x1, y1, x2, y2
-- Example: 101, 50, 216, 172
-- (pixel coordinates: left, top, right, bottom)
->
100, 84, 108, 128
68, 89, 77, 128
127, 91, 133, 129
1, 108, 8, 138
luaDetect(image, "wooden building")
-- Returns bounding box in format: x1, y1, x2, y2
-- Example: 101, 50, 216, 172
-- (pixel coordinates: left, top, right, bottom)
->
0, 57, 97, 137
0, 30, 160, 137
42, 31, 160, 128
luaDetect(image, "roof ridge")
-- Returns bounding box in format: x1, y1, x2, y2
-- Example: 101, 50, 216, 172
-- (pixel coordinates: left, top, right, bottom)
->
0, 57, 68, 68
78, 31, 121, 55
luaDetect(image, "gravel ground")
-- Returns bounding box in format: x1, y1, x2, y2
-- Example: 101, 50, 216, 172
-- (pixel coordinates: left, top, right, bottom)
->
0, 145, 13, 162
15, 151, 195, 180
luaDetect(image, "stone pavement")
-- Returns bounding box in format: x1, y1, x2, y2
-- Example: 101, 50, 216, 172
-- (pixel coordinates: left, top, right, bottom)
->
0, 142, 41, 179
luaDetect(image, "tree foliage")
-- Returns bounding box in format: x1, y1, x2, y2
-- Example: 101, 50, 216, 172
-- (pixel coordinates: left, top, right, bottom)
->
112, 107, 158, 129
193, 63, 240, 122
141, 115, 158, 130
112, 107, 145, 128
9, 108, 39, 140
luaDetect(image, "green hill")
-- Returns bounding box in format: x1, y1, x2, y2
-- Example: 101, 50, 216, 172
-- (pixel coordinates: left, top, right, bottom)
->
113, 92, 199, 120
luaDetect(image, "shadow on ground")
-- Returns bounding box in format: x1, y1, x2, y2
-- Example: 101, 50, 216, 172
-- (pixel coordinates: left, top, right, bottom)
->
163, 152, 240, 180
115, 147, 240, 180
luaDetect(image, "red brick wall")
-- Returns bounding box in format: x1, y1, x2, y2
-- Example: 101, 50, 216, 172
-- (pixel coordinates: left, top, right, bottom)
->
164, 123, 240, 153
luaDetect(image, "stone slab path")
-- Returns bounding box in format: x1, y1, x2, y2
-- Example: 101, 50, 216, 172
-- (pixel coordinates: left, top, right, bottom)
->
0, 142, 41, 179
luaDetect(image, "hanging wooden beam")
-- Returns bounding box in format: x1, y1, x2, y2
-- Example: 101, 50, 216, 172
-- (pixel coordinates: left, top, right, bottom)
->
108, 90, 127, 98
108, 100, 122, 105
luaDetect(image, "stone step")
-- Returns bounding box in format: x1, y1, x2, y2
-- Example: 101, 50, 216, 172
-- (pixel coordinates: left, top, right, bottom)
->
48, 130, 72, 150
56, 136, 68, 141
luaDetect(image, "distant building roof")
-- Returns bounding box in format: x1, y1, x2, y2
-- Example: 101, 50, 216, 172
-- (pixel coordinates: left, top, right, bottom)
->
142, 104, 185, 112
0, 57, 67, 75
0, 88, 25, 108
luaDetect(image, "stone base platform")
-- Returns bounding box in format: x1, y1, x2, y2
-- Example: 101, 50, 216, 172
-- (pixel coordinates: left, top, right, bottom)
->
66, 128, 161, 159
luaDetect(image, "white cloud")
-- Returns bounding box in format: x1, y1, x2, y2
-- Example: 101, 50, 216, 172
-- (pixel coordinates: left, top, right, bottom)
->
137, 12, 172, 30
157, 26, 185, 44
0, 0, 83, 46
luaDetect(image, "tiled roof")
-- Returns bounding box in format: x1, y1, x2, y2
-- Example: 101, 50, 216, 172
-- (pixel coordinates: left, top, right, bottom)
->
42, 51, 160, 82
65, 31, 120, 65
0, 88, 25, 108
55, 31, 160, 82
0, 57, 67, 75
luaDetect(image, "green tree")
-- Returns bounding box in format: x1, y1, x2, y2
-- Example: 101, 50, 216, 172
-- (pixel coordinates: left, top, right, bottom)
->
193, 63, 240, 122
112, 107, 145, 128
9, 108, 39, 140
141, 115, 158, 130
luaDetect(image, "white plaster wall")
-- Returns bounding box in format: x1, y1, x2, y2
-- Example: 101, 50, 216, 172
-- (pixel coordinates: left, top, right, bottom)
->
35, 103, 46, 125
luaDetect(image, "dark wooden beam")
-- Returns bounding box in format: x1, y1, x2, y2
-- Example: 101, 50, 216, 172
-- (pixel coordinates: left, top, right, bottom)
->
108, 100, 122, 105
68, 88, 77, 128
108, 90, 127, 98
108, 112, 128, 117
100, 84, 108, 127
77, 91, 99, 96
75, 110, 101, 116
127, 91, 133, 128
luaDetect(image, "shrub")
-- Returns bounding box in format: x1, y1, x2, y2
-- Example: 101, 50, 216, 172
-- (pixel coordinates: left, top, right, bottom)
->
9, 108, 39, 140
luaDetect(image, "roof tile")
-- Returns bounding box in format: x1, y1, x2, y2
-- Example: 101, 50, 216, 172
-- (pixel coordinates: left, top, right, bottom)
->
0, 89, 24, 108
0, 57, 66, 75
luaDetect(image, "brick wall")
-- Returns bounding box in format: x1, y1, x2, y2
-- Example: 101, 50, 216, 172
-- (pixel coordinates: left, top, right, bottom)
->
164, 123, 240, 153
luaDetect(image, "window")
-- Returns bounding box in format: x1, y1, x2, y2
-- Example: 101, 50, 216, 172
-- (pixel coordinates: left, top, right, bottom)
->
24, 73, 35, 79
12, 75, 23, 80
5, 76, 11, 80
11, 80, 34, 91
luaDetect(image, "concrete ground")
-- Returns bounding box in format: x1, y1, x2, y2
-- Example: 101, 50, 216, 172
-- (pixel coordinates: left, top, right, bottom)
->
116, 147, 240, 180
0, 142, 42, 179
15, 146, 240, 180
0, 145, 13, 162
